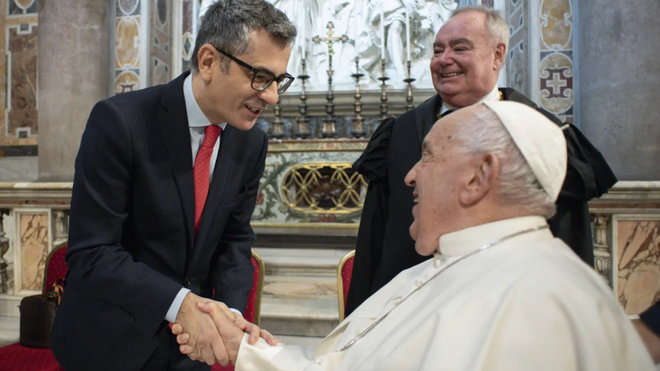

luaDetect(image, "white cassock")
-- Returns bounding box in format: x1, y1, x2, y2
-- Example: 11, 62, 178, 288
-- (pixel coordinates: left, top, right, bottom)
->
236, 216, 655, 371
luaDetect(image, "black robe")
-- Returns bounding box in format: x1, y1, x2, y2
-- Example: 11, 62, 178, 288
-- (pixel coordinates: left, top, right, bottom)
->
344, 88, 618, 316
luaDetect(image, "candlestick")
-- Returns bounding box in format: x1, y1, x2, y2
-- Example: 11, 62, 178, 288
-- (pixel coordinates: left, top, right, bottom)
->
301, 15, 306, 60
351, 56, 366, 138
378, 58, 390, 122
404, 60, 416, 111
296, 59, 310, 139
271, 99, 284, 139
405, 11, 411, 61
380, 11, 385, 60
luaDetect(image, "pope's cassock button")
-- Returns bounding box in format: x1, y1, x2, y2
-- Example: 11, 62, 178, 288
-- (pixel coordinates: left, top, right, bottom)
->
433, 259, 443, 268
414, 277, 424, 287
314, 357, 323, 364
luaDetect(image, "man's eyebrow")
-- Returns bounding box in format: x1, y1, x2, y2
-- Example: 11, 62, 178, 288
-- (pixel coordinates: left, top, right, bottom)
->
448, 38, 474, 47
433, 38, 474, 48
253, 65, 289, 78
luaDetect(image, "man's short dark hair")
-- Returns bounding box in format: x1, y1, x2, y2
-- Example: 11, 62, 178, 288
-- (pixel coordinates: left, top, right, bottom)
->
191, 0, 297, 73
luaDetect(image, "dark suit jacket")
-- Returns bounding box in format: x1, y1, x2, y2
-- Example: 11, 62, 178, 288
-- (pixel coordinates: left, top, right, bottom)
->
51, 72, 268, 371
344, 89, 617, 316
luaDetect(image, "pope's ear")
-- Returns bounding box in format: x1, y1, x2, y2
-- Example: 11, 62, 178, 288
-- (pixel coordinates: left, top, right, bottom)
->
459, 153, 499, 205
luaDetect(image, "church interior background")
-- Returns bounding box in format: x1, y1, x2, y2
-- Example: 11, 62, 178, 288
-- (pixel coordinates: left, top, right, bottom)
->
0, 0, 659, 347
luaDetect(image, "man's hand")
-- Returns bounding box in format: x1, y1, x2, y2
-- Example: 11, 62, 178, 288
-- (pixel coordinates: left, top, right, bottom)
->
173, 301, 244, 365
171, 301, 277, 347
633, 319, 660, 364
175, 293, 231, 366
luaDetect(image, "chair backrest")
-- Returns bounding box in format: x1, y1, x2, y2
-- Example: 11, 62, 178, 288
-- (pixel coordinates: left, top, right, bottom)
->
211, 250, 265, 371
337, 250, 355, 322
244, 250, 265, 326
42, 243, 68, 295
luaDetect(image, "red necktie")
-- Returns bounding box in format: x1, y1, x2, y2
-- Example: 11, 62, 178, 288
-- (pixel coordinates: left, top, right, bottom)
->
194, 125, 222, 235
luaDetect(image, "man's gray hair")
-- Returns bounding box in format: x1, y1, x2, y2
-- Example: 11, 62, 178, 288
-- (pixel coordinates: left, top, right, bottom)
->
453, 106, 556, 219
451, 5, 509, 56
191, 0, 297, 73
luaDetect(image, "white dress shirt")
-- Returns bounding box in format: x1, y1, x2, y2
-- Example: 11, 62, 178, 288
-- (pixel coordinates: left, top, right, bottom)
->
164, 74, 237, 323
440, 84, 500, 115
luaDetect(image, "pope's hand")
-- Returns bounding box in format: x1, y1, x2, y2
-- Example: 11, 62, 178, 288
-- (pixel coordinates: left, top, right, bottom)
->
171, 301, 278, 356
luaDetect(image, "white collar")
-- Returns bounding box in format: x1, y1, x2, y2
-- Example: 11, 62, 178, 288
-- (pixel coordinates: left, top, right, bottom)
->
183, 74, 227, 130
437, 216, 552, 257
440, 84, 500, 115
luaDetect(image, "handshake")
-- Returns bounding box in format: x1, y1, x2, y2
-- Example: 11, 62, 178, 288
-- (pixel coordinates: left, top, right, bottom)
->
170, 292, 278, 366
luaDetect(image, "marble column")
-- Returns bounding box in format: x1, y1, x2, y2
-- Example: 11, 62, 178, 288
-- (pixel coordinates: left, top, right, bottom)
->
37, 0, 111, 181
578, 0, 660, 180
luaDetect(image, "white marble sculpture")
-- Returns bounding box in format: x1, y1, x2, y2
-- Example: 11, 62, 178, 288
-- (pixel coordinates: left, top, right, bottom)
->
199, 0, 459, 92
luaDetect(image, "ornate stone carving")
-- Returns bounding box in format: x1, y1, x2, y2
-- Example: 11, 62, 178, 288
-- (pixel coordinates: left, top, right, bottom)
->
53, 209, 69, 247
0, 209, 11, 294
592, 213, 612, 287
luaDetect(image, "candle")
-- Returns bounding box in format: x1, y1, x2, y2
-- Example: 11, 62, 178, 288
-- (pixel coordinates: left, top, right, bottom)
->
406, 11, 411, 61
301, 16, 306, 60
380, 11, 385, 60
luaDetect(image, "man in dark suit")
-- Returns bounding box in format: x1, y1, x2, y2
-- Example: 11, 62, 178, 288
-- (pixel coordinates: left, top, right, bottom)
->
344, 5, 617, 316
50, 1, 296, 370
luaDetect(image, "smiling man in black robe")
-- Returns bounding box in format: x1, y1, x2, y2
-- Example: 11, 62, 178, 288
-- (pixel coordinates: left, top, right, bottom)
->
345, 5, 617, 316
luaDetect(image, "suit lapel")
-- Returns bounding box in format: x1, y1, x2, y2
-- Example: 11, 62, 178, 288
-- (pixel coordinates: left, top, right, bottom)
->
159, 72, 195, 251
189, 124, 240, 263
415, 94, 443, 146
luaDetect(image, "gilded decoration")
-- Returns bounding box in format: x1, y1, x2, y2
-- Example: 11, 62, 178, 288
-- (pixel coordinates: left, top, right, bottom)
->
539, 52, 573, 115
115, 16, 141, 69
281, 163, 367, 215
115, 70, 140, 94
252, 152, 364, 226
617, 219, 660, 314
540, 0, 572, 50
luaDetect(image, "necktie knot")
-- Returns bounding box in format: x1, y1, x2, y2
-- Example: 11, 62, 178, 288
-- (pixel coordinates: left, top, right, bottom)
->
202, 125, 222, 148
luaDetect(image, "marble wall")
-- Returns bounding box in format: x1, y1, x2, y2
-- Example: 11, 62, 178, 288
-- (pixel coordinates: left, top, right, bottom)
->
615, 218, 660, 314
0, 0, 38, 156
181, 0, 194, 73
538, 0, 574, 123
115, 0, 145, 94
13, 211, 49, 294
506, 0, 528, 96
150, 0, 171, 86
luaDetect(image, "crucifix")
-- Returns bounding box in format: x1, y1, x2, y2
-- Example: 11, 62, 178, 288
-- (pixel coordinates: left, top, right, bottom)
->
313, 22, 349, 138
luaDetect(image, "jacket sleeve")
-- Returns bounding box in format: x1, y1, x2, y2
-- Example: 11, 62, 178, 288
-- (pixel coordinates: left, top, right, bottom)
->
344, 118, 394, 316
65, 100, 183, 339
210, 132, 268, 312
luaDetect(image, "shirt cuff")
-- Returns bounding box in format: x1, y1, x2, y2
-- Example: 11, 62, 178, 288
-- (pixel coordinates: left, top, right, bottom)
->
229, 307, 242, 316
165, 288, 191, 323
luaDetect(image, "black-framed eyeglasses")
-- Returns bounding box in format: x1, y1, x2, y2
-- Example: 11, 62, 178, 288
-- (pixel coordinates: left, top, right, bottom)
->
215, 47, 295, 94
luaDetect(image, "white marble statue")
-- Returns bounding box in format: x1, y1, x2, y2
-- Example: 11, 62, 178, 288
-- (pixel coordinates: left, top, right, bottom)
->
199, 0, 459, 92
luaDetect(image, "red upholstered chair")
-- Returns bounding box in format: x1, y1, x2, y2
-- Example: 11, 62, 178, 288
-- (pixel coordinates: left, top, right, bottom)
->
0, 242, 68, 371
211, 249, 265, 371
337, 250, 355, 322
